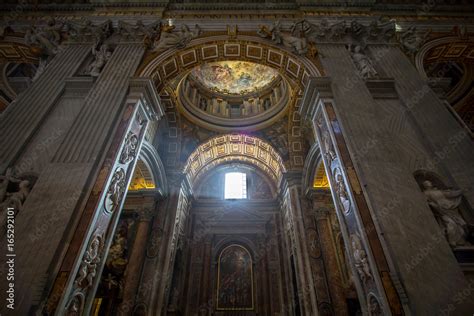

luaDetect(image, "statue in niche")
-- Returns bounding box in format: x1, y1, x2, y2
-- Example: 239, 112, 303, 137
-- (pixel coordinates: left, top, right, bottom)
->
349, 45, 378, 80
258, 21, 308, 55
153, 24, 201, 52
422, 180, 469, 247
25, 17, 64, 57
351, 234, 372, 283
88, 43, 112, 77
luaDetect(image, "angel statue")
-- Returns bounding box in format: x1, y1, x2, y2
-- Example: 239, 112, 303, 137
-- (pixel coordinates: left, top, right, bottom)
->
152, 24, 201, 52
422, 180, 470, 247
258, 21, 308, 55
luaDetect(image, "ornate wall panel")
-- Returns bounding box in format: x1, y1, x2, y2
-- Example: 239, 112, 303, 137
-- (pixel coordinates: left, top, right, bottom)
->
314, 100, 403, 315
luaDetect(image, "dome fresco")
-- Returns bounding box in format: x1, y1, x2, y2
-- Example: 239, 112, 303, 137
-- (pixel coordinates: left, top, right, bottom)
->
189, 61, 279, 95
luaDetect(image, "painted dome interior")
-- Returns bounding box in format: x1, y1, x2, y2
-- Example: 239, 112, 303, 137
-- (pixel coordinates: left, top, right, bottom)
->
189, 61, 280, 96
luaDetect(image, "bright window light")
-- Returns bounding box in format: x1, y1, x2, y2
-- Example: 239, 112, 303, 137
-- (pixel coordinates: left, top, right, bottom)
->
224, 172, 247, 199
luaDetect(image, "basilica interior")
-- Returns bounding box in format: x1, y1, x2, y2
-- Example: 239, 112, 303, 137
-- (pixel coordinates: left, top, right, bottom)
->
0, 1, 473, 315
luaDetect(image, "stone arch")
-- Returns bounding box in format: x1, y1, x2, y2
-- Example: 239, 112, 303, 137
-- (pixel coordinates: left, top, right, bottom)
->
415, 36, 474, 129
129, 141, 168, 196
0, 36, 41, 111
183, 134, 286, 191
302, 142, 330, 195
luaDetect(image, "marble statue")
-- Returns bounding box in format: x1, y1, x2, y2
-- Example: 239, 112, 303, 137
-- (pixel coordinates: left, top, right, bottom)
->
351, 234, 372, 283
422, 180, 469, 247
88, 44, 112, 77
66, 19, 112, 44
258, 21, 308, 55
24, 17, 64, 57
399, 26, 431, 55
350, 45, 378, 79
153, 24, 201, 52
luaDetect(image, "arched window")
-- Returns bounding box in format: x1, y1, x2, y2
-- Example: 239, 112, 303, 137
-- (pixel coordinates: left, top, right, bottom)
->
216, 244, 254, 310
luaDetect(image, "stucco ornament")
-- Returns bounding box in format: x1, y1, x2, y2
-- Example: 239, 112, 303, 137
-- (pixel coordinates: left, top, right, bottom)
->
24, 17, 64, 57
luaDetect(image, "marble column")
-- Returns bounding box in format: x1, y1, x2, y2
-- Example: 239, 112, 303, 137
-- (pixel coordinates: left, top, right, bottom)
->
118, 208, 154, 315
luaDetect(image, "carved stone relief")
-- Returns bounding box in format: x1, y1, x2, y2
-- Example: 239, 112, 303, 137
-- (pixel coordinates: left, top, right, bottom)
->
120, 131, 139, 165
333, 168, 351, 215
350, 233, 372, 284
104, 167, 126, 213
367, 293, 383, 316
66, 232, 105, 315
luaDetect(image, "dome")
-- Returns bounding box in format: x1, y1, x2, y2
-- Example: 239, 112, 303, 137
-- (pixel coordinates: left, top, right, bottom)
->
189, 61, 280, 96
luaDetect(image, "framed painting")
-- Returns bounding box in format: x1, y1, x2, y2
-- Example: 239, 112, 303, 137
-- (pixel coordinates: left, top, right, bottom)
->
216, 244, 254, 310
